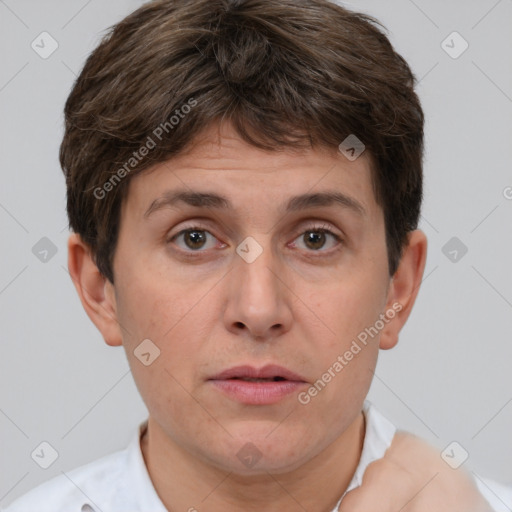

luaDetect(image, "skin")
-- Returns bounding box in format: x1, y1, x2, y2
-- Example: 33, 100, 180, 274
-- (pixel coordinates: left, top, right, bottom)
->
68, 121, 488, 511
339, 431, 493, 511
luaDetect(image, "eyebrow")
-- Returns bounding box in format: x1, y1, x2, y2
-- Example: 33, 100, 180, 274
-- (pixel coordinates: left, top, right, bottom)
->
143, 189, 366, 219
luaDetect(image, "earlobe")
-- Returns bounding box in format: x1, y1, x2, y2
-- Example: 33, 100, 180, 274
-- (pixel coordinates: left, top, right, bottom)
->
379, 230, 428, 350
67, 233, 123, 347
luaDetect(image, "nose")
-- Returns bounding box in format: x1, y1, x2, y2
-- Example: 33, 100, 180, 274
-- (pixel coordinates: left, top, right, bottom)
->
223, 238, 293, 341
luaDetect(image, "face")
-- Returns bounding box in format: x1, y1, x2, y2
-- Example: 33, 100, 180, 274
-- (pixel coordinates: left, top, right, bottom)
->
108, 121, 396, 474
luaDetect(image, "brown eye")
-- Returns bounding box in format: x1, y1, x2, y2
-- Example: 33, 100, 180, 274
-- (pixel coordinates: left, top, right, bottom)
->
171, 228, 218, 251
183, 230, 207, 249
292, 227, 341, 252
303, 231, 327, 250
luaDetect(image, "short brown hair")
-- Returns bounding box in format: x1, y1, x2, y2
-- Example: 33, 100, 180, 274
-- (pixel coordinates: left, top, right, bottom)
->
60, 0, 424, 283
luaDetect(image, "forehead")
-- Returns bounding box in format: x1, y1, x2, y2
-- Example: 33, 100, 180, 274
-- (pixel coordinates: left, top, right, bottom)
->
123, 122, 379, 221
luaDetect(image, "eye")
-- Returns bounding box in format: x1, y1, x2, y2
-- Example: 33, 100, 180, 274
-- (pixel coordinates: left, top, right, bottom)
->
170, 227, 221, 251
290, 225, 342, 252
168, 223, 342, 254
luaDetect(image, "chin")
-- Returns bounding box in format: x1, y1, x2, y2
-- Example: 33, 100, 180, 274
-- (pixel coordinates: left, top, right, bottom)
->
200, 424, 319, 475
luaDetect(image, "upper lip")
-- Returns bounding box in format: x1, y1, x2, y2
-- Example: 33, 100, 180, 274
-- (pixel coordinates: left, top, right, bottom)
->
209, 364, 307, 382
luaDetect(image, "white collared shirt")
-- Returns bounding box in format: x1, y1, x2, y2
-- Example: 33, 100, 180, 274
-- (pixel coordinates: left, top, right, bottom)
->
2, 401, 510, 511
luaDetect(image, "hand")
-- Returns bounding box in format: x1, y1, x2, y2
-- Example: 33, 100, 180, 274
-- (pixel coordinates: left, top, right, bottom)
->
338, 431, 493, 512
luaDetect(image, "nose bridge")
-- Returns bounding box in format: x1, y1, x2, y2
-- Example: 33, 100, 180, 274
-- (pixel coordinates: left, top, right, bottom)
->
236, 235, 280, 306
225, 234, 292, 338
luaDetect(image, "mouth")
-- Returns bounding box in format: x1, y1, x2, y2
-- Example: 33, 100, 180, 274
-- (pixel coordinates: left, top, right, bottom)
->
208, 364, 308, 405
209, 364, 307, 382
227, 376, 288, 382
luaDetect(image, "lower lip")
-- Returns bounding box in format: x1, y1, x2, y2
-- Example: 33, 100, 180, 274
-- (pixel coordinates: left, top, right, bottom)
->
209, 379, 306, 405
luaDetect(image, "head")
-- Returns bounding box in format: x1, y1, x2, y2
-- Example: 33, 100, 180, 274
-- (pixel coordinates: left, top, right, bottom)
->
64, 0, 427, 474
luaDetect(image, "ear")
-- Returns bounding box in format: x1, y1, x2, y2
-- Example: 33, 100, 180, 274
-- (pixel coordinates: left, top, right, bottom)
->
67, 233, 123, 347
379, 230, 427, 350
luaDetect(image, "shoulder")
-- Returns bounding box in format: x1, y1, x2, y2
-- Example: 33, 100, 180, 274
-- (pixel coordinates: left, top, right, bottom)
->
1, 448, 129, 512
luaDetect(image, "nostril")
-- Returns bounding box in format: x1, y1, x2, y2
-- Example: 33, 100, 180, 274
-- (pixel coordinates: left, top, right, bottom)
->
81, 504, 95, 512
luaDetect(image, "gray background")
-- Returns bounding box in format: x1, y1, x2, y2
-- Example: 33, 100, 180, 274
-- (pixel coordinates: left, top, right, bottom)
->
1, 0, 511, 506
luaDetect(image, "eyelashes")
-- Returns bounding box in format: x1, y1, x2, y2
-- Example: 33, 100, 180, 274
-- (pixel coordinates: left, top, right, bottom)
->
168, 223, 343, 255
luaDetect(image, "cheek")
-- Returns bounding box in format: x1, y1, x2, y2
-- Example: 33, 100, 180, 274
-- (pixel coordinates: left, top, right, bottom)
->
303, 272, 387, 349
298, 283, 382, 425
297, 266, 387, 405
114, 259, 197, 342
114, 259, 218, 381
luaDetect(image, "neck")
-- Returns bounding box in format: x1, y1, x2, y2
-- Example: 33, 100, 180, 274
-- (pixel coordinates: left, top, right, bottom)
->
140, 412, 366, 512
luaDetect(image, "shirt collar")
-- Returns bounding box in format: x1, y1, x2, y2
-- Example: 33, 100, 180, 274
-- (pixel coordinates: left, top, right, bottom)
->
126, 401, 394, 512
125, 419, 168, 511
330, 400, 397, 510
